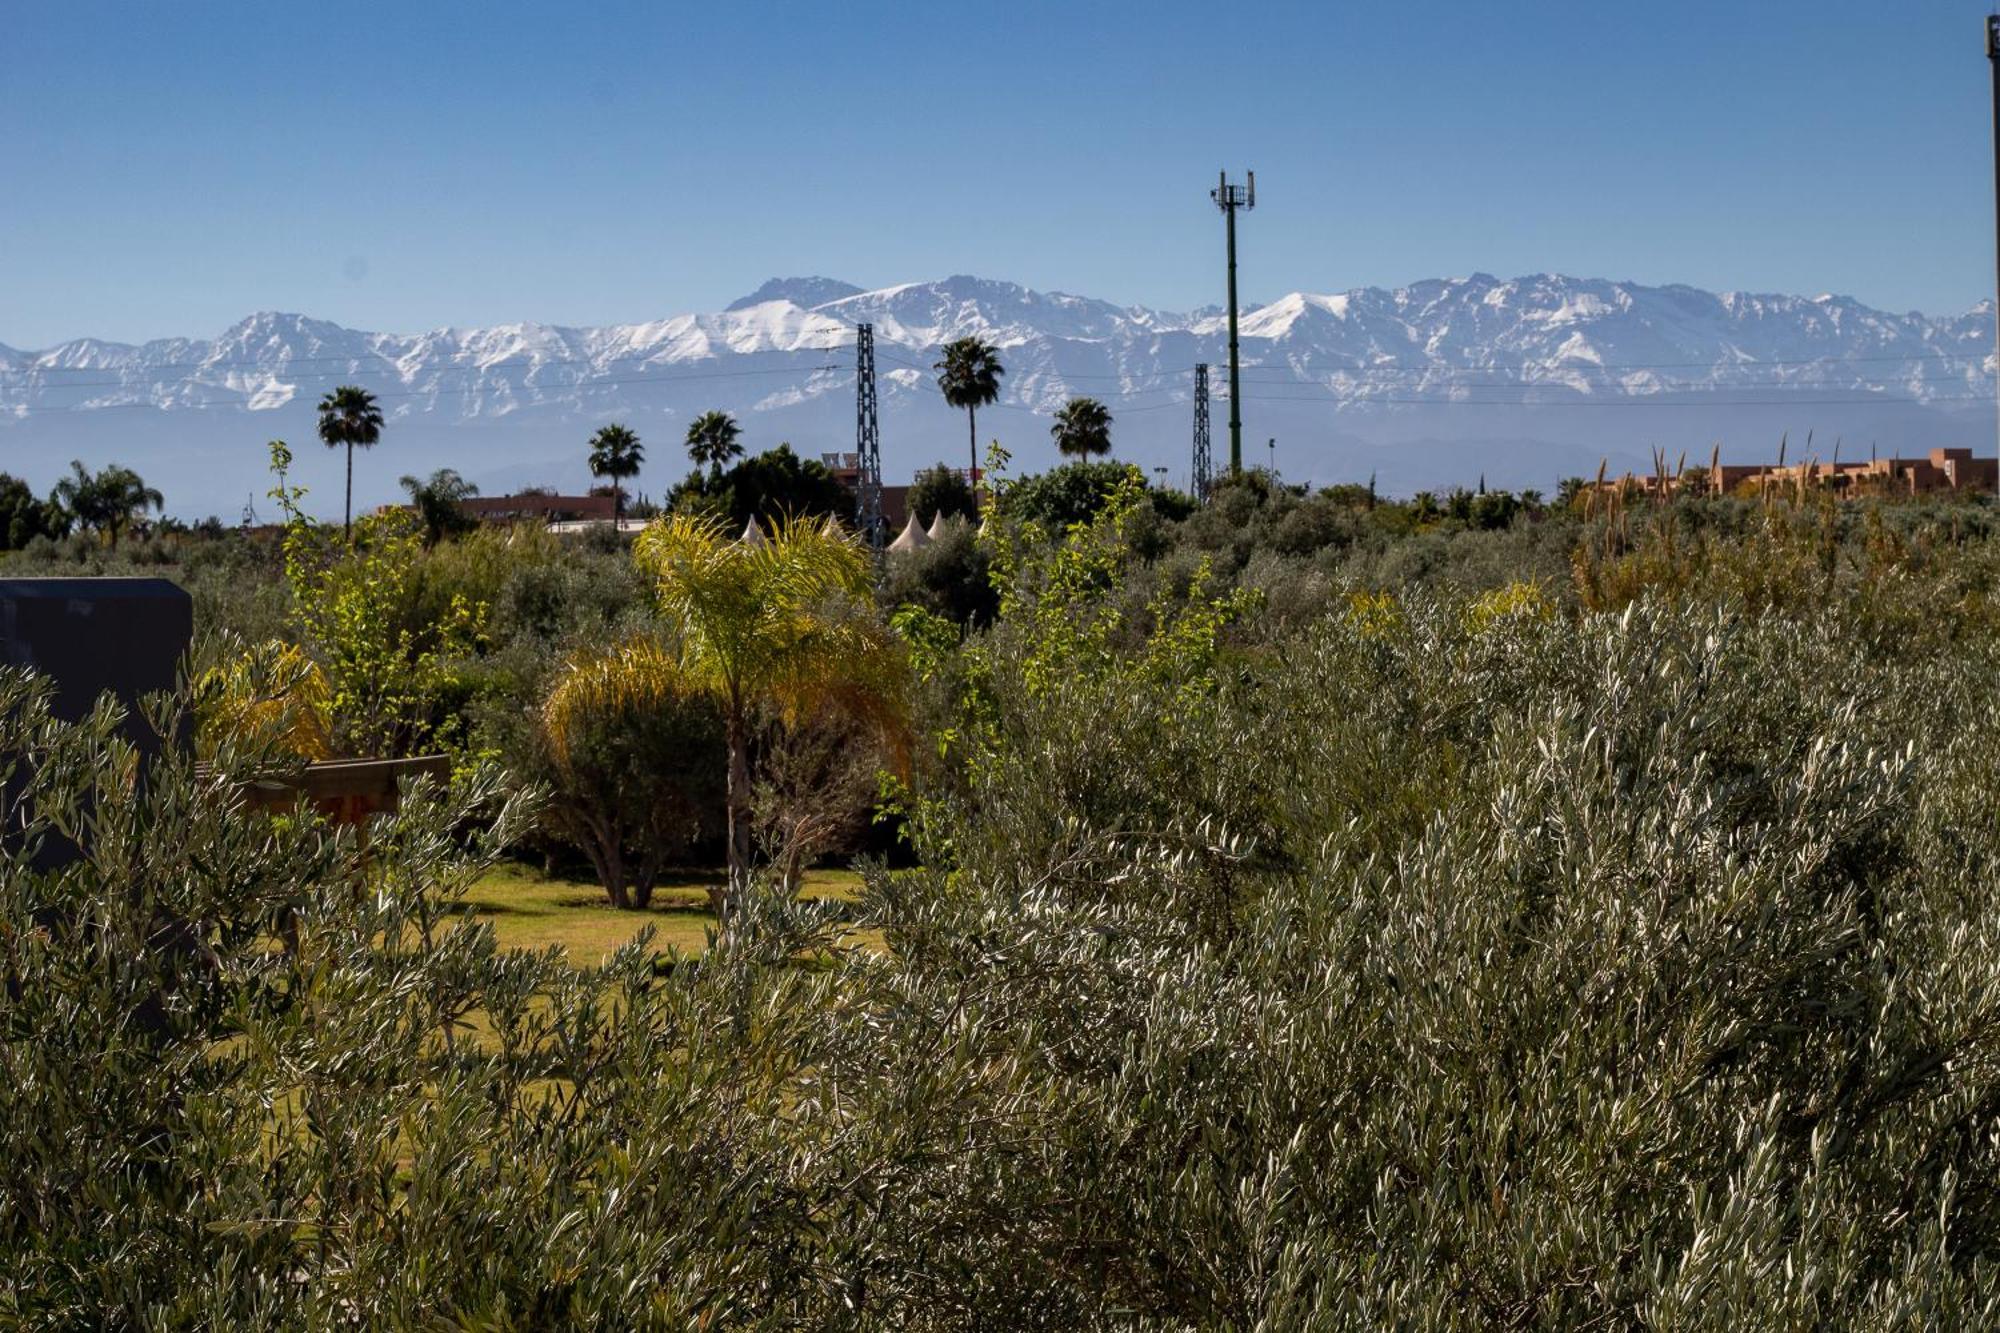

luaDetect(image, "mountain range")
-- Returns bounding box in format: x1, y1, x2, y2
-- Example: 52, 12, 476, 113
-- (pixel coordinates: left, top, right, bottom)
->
2, 273, 1994, 518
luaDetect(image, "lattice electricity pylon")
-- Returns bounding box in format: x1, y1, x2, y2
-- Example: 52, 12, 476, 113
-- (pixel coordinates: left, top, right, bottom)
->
1192, 362, 1213, 500
855, 322, 883, 547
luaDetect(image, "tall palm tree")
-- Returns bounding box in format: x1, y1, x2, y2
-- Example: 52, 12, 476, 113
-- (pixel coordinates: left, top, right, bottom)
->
316, 385, 384, 539
587, 423, 645, 523
934, 337, 1004, 482
684, 411, 744, 480
1050, 396, 1114, 459
603, 513, 903, 919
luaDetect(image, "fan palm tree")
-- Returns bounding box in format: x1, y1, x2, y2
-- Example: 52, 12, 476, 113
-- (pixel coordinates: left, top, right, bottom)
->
1050, 396, 1114, 459
587, 423, 645, 523
316, 385, 384, 538
934, 337, 1004, 482
684, 411, 744, 480
597, 513, 904, 919
53, 460, 164, 549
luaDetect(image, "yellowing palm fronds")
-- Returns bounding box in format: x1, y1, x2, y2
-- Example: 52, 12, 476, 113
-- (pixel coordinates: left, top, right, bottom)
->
196, 639, 334, 762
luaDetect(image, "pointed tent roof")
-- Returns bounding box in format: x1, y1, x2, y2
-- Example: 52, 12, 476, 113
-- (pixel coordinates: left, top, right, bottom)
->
738, 515, 767, 547
925, 510, 950, 540
886, 512, 930, 553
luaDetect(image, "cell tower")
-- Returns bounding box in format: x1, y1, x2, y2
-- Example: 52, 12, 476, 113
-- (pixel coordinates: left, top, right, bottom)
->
854, 322, 883, 547
1210, 169, 1255, 475
1191, 363, 1213, 500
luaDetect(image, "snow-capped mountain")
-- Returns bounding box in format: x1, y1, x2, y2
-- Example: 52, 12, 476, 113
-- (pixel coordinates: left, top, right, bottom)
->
2, 273, 1993, 517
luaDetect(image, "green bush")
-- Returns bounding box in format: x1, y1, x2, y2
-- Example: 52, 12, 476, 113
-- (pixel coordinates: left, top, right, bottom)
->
16, 487, 2000, 1324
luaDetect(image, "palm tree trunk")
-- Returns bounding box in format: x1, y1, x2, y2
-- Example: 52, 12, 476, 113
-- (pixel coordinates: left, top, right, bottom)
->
723, 695, 752, 924
344, 443, 354, 540
968, 406, 978, 483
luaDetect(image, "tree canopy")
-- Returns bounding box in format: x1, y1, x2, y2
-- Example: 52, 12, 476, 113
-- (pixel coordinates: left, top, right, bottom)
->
906, 462, 979, 527
52, 460, 163, 548
1050, 396, 1113, 458
685, 411, 744, 477
587, 424, 645, 522
669, 445, 853, 530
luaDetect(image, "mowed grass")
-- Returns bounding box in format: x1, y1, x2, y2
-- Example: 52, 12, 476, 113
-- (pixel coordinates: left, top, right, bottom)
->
462, 861, 866, 965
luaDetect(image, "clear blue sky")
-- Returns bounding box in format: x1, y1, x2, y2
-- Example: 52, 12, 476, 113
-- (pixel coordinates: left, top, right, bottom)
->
3, 0, 1994, 348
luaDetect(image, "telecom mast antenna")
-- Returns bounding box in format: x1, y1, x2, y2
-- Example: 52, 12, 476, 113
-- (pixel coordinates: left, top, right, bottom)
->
1987, 17, 2000, 493
855, 322, 884, 547
1192, 362, 1213, 499
1210, 169, 1255, 475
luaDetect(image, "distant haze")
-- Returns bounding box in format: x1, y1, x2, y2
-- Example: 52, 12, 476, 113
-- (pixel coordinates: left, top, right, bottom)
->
2, 273, 1993, 518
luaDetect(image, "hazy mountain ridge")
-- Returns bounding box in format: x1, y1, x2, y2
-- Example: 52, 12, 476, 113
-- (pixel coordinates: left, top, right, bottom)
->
2, 273, 1993, 515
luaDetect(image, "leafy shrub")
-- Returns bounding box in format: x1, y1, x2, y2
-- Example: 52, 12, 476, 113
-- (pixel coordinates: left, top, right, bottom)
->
537, 636, 726, 909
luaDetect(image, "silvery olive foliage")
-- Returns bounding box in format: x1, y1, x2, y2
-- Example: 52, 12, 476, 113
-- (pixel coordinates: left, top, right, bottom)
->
10, 488, 2000, 1325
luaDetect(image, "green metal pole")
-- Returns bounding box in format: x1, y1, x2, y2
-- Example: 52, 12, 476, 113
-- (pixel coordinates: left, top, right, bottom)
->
1225, 201, 1243, 475
1988, 17, 2000, 495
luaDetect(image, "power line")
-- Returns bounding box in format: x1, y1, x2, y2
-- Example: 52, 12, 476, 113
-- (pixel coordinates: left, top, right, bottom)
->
3, 341, 856, 391
0, 363, 849, 415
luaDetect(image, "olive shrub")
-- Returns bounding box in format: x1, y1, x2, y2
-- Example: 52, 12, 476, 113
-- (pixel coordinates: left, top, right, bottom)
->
11, 489, 2000, 1325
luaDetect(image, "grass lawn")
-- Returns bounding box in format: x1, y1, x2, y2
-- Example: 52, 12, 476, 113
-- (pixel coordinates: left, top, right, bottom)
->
462, 861, 866, 965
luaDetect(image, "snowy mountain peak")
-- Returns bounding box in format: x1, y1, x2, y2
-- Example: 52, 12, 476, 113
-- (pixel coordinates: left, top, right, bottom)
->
725, 277, 864, 312
2, 272, 1994, 515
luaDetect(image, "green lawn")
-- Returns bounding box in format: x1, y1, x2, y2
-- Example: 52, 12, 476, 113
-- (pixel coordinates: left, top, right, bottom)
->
461, 861, 866, 965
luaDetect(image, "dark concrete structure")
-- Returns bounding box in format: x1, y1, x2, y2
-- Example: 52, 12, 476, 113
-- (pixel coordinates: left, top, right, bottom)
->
0, 578, 193, 866
0, 577, 192, 739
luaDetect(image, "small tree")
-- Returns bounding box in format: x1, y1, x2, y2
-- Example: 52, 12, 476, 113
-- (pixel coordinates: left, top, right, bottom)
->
934, 337, 1004, 480
906, 463, 979, 526
540, 638, 726, 910
751, 695, 885, 895
587, 424, 645, 523
631, 513, 904, 917
400, 468, 479, 547
317, 385, 384, 539
1050, 396, 1113, 459
684, 411, 743, 480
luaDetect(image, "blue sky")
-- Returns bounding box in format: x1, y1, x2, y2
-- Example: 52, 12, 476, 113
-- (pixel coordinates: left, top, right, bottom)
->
2, 1, 1993, 347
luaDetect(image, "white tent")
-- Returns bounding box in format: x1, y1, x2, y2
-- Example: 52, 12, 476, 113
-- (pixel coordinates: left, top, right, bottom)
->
925, 510, 951, 541
738, 515, 767, 547
886, 512, 930, 553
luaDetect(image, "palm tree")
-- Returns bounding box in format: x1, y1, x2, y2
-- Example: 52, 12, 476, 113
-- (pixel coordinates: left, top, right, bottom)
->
316, 385, 384, 539
96, 465, 165, 548
614, 513, 903, 918
587, 423, 645, 523
53, 460, 163, 549
399, 467, 479, 546
1050, 396, 1114, 459
934, 337, 1004, 482
684, 411, 743, 480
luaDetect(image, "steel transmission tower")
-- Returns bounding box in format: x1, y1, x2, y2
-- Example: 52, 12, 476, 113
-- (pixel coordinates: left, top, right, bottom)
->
1192, 362, 1213, 499
855, 322, 884, 547
1210, 170, 1254, 474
